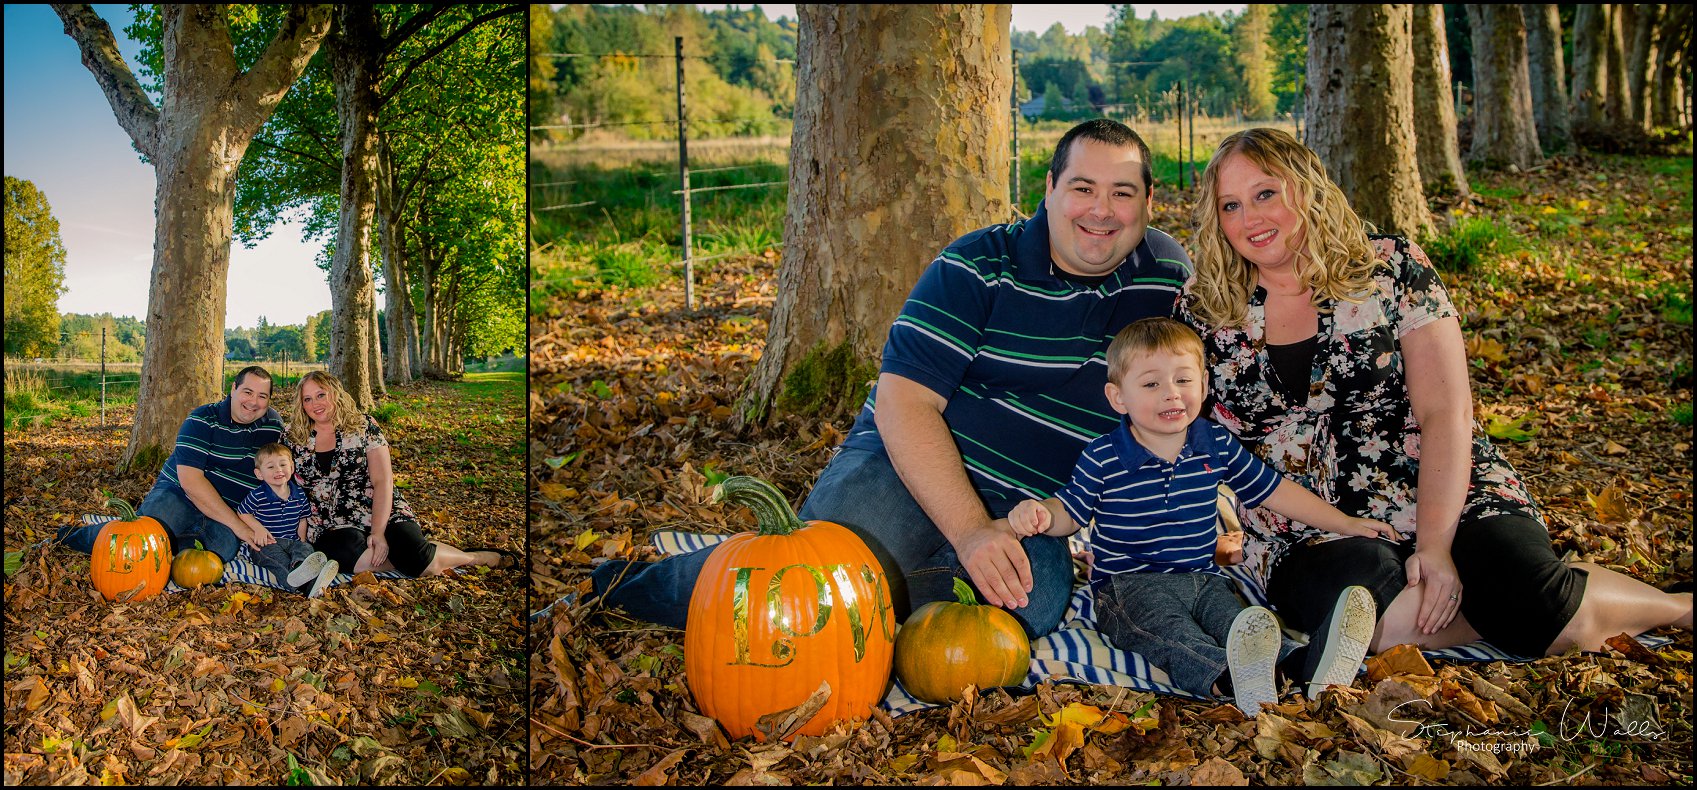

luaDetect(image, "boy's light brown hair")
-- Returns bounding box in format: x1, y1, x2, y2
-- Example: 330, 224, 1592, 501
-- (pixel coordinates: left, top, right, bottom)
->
254, 443, 293, 468
1106, 318, 1207, 383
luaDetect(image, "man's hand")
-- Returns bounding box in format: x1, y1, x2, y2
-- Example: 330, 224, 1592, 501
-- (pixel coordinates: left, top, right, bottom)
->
954, 523, 1032, 610
243, 524, 276, 550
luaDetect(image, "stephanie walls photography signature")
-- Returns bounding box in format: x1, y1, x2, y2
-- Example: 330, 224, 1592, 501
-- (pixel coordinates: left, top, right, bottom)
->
1388, 698, 1665, 752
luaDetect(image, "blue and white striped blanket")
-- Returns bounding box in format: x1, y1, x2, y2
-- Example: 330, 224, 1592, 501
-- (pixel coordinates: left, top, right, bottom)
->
649, 530, 1673, 716
77, 514, 406, 593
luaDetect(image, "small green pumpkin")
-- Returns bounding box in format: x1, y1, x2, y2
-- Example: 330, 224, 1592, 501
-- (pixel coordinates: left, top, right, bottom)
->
893, 578, 1031, 704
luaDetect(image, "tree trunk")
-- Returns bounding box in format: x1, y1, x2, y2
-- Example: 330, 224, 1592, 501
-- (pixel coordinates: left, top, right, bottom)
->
1571, 4, 1609, 138
1306, 5, 1429, 238
739, 4, 1013, 424
1466, 5, 1543, 170
1654, 6, 1692, 128
376, 139, 419, 387
1604, 5, 1633, 127
53, 4, 331, 469
1411, 5, 1468, 198
1627, 4, 1661, 130
328, 5, 383, 410
1523, 4, 1575, 154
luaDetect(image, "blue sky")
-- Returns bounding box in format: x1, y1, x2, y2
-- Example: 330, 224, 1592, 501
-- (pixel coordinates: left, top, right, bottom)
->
3, 4, 332, 330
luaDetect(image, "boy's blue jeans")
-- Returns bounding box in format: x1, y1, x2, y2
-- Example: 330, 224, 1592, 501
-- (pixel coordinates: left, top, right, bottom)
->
56, 481, 244, 563
1094, 572, 1300, 697
592, 447, 1077, 638
252, 538, 316, 586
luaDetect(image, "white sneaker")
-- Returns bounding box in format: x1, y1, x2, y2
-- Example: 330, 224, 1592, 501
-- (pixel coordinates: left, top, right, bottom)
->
1306, 585, 1377, 699
1226, 605, 1282, 718
307, 559, 340, 599
287, 552, 330, 588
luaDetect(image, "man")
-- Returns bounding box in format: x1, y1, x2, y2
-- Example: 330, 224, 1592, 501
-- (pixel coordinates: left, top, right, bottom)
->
58, 366, 285, 562
594, 119, 1191, 637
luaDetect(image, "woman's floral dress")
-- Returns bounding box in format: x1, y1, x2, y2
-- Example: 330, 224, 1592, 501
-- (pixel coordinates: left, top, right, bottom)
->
1180, 236, 1544, 593
288, 415, 417, 544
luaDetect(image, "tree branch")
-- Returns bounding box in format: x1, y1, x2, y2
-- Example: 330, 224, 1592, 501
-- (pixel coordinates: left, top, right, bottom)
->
229, 4, 334, 136
379, 4, 522, 108
50, 4, 161, 159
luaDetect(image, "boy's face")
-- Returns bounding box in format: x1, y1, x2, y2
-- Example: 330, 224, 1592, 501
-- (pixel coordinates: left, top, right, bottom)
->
256, 453, 294, 488
1105, 347, 1206, 443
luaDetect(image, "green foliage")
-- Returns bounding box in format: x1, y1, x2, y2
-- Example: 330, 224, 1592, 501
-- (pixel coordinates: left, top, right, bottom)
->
1420, 217, 1525, 273
4, 176, 68, 358
1654, 280, 1693, 325
1672, 402, 1694, 428
368, 401, 406, 425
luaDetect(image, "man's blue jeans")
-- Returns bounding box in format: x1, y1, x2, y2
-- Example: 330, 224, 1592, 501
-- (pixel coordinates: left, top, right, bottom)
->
592, 447, 1077, 637
56, 482, 244, 563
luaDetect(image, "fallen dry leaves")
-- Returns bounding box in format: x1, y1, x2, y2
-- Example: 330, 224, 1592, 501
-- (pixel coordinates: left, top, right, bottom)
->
4, 378, 526, 785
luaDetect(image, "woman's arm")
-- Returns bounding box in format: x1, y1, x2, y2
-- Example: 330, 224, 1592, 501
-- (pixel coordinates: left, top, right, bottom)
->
1401, 315, 1474, 635
367, 444, 395, 566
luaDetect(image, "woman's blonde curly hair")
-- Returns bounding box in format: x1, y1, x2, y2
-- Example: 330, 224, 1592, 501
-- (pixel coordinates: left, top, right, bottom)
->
285, 370, 368, 446
1187, 128, 1380, 330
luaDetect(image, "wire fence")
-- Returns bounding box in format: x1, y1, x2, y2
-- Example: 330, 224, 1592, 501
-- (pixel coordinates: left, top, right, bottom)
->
532, 36, 1307, 308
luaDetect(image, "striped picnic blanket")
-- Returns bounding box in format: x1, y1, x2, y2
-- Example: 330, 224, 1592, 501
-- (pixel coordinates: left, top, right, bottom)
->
649, 530, 1673, 717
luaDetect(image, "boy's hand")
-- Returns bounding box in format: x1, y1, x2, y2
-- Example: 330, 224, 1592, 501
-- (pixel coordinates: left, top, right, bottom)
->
1008, 499, 1050, 537
1342, 518, 1398, 542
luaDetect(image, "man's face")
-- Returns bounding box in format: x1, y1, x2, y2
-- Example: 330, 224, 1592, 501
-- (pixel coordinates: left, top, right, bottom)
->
230, 374, 272, 425
1044, 138, 1152, 278
256, 453, 294, 488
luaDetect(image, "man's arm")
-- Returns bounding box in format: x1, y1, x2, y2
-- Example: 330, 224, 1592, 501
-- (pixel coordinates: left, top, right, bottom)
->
873, 373, 1033, 610
179, 466, 271, 546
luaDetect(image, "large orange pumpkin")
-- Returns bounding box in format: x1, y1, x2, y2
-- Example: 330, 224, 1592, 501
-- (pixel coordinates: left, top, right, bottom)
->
894, 577, 1031, 704
684, 476, 895, 741
90, 497, 172, 602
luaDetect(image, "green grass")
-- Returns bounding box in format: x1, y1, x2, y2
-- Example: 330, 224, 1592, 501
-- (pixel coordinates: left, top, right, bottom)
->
1419, 216, 1525, 273
2, 366, 137, 430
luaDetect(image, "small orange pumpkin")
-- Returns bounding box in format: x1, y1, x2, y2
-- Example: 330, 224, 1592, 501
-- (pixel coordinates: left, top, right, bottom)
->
171, 540, 225, 589
893, 577, 1031, 704
684, 476, 896, 741
90, 497, 172, 602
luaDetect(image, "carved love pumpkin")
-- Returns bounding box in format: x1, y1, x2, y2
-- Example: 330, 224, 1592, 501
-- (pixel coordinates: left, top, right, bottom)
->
684, 476, 895, 741
171, 540, 225, 589
90, 497, 171, 603
894, 578, 1031, 704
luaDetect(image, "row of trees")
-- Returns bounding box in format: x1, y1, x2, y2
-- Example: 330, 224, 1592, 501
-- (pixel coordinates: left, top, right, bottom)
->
56, 4, 525, 468
4, 176, 68, 359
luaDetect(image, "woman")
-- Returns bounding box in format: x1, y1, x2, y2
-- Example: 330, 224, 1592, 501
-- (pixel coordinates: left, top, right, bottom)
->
1181, 128, 1690, 657
285, 371, 514, 577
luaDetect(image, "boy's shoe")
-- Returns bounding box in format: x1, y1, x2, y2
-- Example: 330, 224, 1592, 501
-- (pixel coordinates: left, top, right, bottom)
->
1226, 605, 1282, 718
1306, 585, 1377, 699
287, 552, 331, 588
306, 559, 340, 599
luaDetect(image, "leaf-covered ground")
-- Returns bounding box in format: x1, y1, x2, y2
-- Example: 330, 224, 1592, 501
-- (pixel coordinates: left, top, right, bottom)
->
530, 153, 1693, 785
4, 375, 527, 785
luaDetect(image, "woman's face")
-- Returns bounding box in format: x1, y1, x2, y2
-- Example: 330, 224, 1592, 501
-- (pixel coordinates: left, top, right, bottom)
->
300, 379, 336, 425
1214, 153, 1305, 275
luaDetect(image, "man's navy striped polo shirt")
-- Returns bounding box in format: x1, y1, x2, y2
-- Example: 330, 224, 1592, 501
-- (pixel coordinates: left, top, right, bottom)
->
158, 398, 285, 509
842, 201, 1191, 512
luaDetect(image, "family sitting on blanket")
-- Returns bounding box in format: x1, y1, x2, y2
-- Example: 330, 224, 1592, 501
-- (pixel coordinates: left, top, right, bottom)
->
589, 120, 1693, 712
57, 366, 514, 590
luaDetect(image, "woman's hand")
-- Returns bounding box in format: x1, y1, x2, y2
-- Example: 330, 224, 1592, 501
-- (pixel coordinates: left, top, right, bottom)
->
367, 532, 390, 569
1404, 547, 1462, 634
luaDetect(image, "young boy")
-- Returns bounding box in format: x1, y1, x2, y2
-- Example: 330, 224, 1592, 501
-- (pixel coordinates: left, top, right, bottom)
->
1004, 318, 1396, 716
237, 443, 339, 598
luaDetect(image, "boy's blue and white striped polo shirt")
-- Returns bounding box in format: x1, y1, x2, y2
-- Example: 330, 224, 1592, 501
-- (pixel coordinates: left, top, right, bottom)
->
842, 201, 1191, 511
159, 398, 285, 509
238, 481, 312, 542
1058, 417, 1282, 582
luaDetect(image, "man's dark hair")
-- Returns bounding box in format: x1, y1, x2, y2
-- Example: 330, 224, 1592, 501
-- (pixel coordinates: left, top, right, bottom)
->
1048, 118, 1153, 196
231, 365, 273, 393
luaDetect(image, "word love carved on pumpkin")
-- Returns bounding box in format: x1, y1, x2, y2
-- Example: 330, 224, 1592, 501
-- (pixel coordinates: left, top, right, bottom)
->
724, 562, 894, 668
104, 531, 168, 574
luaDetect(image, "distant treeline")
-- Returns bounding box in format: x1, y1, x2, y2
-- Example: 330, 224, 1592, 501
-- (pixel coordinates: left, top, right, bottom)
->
32, 312, 334, 364
530, 4, 1318, 141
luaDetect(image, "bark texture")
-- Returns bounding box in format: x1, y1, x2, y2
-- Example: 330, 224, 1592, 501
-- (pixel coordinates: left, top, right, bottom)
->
1466, 5, 1543, 171
1571, 4, 1609, 137
1523, 4, 1574, 154
1305, 5, 1429, 237
1411, 5, 1468, 198
52, 3, 331, 468
1627, 4, 1661, 130
328, 4, 385, 410
740, 5, 1013, 423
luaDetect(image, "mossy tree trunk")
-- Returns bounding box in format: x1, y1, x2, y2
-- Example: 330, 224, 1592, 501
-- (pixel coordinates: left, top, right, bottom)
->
1466, 5, 1543, 171
739, 5, 1013, 425
1523, 4, 1574, 155
1306, 5, 1430, 238
1411, 5, 1468, 198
